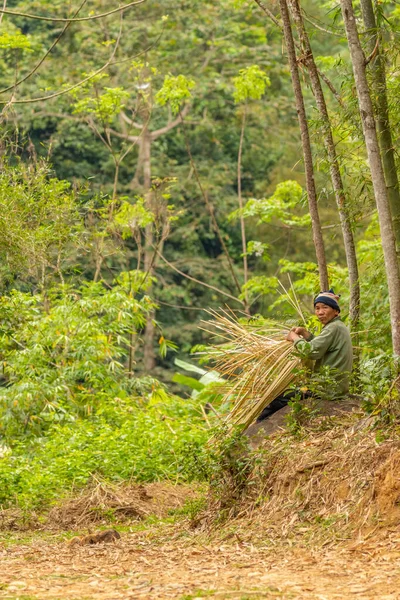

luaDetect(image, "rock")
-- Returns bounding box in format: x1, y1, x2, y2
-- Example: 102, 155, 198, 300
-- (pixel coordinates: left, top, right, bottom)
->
244, 395, 363, 446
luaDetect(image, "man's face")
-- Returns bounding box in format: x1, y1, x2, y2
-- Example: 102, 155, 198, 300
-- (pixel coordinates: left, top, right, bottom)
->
314, 302, 339, 325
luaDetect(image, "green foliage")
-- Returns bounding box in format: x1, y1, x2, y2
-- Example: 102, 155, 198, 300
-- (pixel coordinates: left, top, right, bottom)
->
285, 392, 316, 436
155, 74, 195, 114
0, 393, 210, 510
206, 428, 257, 518
114, 198, 154, 239
158, 335, 179, 358
0, 161, 81, 284
172, 373, 205, 391
0, 31, 32, 51
172, 358, 226, 408
0, 276, 156, 439
233, 65, 270, 103
356, 352, 400, 421
246, 240, 270, 262
231, 180, 311, 227
2, 0, 323, 370
72, 87, 130, 124
240, 275, 278, 303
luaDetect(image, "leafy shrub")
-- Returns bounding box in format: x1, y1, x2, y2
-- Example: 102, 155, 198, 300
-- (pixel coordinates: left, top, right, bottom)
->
0, 274, 156, 439
0, 393, 210, 510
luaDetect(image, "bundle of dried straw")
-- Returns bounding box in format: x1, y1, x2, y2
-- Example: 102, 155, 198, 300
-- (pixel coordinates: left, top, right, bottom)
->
202, 309, 302, 431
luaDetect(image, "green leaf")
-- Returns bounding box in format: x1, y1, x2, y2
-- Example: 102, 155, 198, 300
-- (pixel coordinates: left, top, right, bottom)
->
233, 65, 270, 103
155, 74, 195, 114
172, 373, 205, 391
174, 358, 207, 376
0, 32, 32, 51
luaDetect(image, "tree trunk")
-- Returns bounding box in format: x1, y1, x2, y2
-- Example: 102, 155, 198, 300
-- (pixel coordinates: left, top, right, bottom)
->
360, 0, 400, 252
278, 0, 329, 292
238, 104, 250, 314
340, 0, 400, 356
252, 0, 344, 106
287, 0, 360, 330
142, 127, 157, 372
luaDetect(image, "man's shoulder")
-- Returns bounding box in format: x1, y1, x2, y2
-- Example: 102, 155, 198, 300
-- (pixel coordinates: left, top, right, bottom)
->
326, 318, 352, 340
326, 317, 347, 329
323, 317, 350, 335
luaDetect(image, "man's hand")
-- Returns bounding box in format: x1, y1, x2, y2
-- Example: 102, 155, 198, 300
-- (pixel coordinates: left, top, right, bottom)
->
286, 326, 312, 343
286, 329, 301, 342
292, 326, 312, 340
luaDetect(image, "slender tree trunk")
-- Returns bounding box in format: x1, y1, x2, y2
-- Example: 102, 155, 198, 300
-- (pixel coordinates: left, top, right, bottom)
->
141, 127, 157, 372
287, 0, 360, 330
360, 0, 400, 252
237, 104, 250, 314
340, 0, 400, 356
278, 0, 329, 291
94, 158, 120, 283
252, 0, 344, 104
128, 331, 136, 377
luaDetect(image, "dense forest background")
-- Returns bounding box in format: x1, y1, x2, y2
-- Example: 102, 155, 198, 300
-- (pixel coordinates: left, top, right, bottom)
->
1, 0, 391, 377
0, 0, 399, 507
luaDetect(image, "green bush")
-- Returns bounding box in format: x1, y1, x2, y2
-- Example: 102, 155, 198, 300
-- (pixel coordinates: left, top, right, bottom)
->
0, 275, 156, 439
0, 393, 210, 510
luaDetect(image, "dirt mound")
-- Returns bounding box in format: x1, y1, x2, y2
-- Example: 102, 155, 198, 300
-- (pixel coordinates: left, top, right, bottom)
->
200, 416, 400, 546
373, 450, 400, 525
48, 481, 197, 530
0, 482, 197, 532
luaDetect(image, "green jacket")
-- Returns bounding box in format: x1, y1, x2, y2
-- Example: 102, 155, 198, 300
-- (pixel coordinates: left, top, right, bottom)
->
294, 316, 353, 397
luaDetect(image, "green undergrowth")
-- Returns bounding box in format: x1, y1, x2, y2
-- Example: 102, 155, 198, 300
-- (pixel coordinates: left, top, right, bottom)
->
0, 393, 211, 511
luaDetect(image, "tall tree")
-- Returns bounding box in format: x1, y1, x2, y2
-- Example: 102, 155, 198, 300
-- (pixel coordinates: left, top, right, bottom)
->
278, 0, 329, 292
287, 0, 360, 329
340, 0, 400, 356
359, 0, 400, 253
114, 87, 191, 372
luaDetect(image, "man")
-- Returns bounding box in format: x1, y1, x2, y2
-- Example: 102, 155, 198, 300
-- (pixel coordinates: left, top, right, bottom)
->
256, 289, 353, 422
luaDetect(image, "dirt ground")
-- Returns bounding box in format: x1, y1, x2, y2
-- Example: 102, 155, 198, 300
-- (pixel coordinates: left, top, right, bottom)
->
1, 523, 400, 600
2, 424, 400, 600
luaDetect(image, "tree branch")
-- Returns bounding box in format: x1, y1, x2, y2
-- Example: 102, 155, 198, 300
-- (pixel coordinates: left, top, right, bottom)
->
365, 35, 379, 65
0, 0, 7, 26
252, 0, 343, 105
155, 250, 244, 305
0, 29, 163, 105
0, 0, 146, 22
111, 104, 189, 142
150, 104, 189, 140
109, 128, 140, 143
0, 0, 88, 95
302, 12, 343, 38
120, 111, 142, 130
179, 109, 242, 294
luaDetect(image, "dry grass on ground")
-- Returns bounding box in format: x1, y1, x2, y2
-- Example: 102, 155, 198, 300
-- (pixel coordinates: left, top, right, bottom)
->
1, 417, 400, 599
0, 482, 198, 532
1, 514, 400, 599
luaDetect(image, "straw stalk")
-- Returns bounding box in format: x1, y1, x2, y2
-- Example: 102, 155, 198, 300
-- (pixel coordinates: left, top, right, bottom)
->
203, 311, 301, 431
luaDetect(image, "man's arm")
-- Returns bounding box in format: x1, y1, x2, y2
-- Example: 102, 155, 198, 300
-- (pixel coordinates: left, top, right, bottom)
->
293, 326, 334, 360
